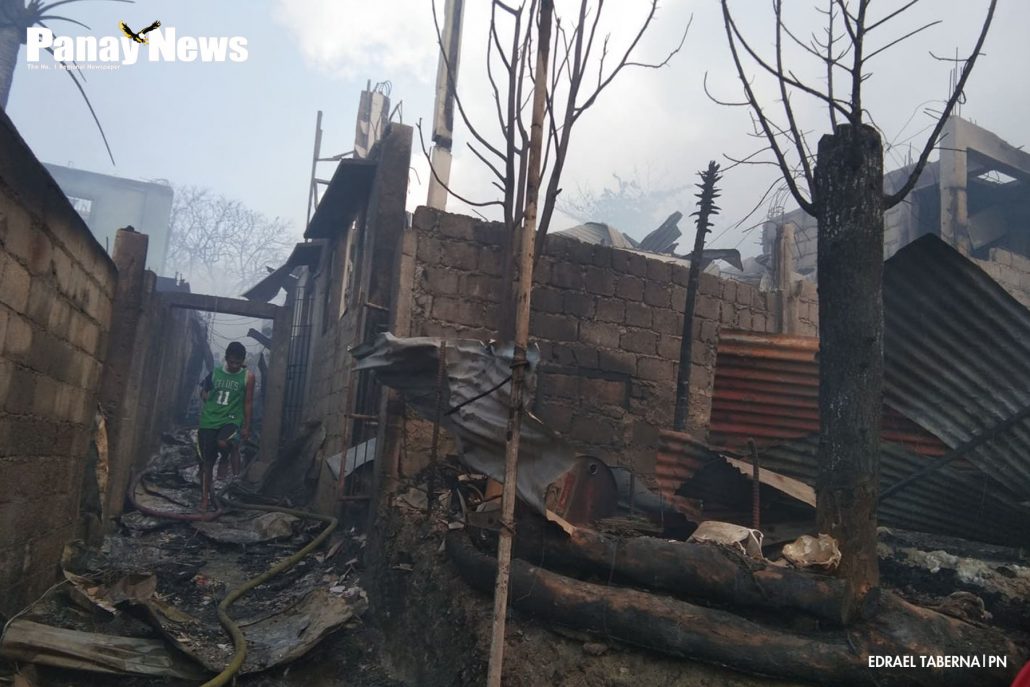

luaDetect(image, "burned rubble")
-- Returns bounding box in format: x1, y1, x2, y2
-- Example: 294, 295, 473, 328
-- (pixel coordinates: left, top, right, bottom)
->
2, 14, 1030, 681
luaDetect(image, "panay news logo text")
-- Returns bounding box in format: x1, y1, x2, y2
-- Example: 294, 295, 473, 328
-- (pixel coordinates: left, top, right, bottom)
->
25, 25, 248, 67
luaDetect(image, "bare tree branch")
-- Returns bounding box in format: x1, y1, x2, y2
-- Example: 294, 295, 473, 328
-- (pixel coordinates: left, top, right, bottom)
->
774, 0, 814, 190
724, 7, 852, 119
416, 119, 505, 209
885, 0, 997, 208
866, 0, 923, 32
703, 71, 750, 107
865, 20, 941, 62
721, 0, 815, 214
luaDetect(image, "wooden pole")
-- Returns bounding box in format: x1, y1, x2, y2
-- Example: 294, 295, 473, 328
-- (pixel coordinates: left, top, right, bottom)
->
749, 438, 760, 531
306, 111, 323, 225
486, 2, 552, 685
673, 163, 721, 431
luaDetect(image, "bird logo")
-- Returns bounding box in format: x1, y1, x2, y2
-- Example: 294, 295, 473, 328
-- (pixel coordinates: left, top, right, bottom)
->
119, 20, 161, 44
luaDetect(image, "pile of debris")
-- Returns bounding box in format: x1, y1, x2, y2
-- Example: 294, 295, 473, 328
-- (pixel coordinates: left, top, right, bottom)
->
356, 332, 1029, 686
1, 431, 368, 684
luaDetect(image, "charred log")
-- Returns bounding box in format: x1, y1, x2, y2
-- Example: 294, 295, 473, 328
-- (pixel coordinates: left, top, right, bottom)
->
448, 531, 869, 685
514, 519, 855, 625
450, 531, 1022, 686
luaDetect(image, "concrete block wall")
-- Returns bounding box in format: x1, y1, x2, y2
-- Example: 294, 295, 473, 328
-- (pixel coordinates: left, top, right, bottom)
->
0, 111, 117, 616
974, 248, 1030, 309
405, 207, 796, 475
304, 125, 412, 463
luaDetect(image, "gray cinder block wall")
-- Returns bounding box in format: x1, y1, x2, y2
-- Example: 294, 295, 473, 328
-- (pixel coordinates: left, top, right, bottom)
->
0, 111, 117, 616
399, 208, 819, 477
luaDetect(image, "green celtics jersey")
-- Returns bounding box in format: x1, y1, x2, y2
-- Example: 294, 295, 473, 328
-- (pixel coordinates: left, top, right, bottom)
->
200, 366, 247, 429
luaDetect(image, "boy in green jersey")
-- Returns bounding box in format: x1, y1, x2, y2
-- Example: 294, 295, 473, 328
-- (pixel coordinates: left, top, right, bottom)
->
197, 341, 255, 511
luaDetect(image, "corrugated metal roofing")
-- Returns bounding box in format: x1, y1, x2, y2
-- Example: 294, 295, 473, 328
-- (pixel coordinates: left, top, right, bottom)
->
654, 430, 705, 521
660, 236, 1030, 544
710, 331, 948, 457
656, 430, 1030, 544
883, 235, 1030, 496
305, 158, 376, 239
755, 436, 1030, 546
556, 222, 636, 249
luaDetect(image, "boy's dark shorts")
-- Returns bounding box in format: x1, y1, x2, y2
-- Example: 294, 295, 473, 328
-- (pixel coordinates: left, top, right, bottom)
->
197, 425, 240, 464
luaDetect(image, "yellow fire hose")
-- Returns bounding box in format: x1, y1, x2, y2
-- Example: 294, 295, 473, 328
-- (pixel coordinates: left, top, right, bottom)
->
199, 496, 338, 687
142, 431, 338, 685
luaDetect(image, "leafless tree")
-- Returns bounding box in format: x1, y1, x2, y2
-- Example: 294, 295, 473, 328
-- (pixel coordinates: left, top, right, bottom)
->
715, 0, 996, 596
166, 185, 295, 297
421, 0, 688, 335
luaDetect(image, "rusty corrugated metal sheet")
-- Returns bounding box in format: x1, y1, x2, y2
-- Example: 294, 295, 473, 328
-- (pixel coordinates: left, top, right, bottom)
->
654, 429, 707, 520
754, 435, 1030, 545
883, 235, 1030, 496
710, 331, 948, 457
656, 429, 1030, 544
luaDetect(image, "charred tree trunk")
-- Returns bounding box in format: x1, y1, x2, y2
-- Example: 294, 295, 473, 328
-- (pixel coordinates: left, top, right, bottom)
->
814, 124, 884, 595
450, 532, 870, 684
514, 520, 855, 625
448, 532, 1021, 686
0, 19, 21, 110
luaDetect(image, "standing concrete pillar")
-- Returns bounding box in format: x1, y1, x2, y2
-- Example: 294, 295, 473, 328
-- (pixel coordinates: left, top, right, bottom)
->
97, 227, 149, 523
244, 304, 291, 487
938, 117, 970, 254
426, 0, 465, 209
773, 222, 799, 335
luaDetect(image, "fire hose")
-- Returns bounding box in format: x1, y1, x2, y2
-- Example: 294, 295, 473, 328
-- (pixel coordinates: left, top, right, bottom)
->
126, 454, 337, 686
200, 495, 337, 687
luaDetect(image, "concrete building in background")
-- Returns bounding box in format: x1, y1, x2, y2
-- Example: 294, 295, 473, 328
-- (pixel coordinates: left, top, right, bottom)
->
43, 163, 174, 275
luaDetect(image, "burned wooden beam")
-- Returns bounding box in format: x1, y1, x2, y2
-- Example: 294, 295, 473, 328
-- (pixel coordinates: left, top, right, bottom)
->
449, 531, 870, 684
515, 519, 855, 626
160, 291, 282, 320
450, 532, 1022, 686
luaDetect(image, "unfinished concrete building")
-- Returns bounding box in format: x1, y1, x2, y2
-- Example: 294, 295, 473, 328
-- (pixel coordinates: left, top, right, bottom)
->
762, 116, 1030, 307
43, 164, 174, 275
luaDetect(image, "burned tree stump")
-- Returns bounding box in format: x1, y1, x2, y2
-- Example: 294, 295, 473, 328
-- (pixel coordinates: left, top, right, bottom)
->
815, 123, 885, 595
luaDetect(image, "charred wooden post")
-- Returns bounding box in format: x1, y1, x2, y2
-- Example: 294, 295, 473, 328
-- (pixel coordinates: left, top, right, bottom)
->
815, 124, 883, 595
748, 438, 760, 530
673, 162, 721, 431
426, 342, 447, 512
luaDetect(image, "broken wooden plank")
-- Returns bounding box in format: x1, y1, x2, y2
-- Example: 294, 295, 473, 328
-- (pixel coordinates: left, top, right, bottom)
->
725, 455, 817, 506
0, 619, 208, 680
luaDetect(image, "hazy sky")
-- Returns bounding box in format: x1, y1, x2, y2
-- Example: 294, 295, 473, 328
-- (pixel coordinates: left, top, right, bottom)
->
8, 0, 1029, 270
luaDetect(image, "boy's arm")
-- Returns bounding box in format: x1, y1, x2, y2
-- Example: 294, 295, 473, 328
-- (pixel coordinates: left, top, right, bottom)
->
199, 373, 213, 402
242, 371, 255, 438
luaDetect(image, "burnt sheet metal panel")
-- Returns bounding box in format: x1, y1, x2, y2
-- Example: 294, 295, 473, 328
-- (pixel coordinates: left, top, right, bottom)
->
243, 241, 325, 302
883, 235, 1030, 496
753, 436, 1030, 546
305, 159, 377, 240
710, 331, 947, 457
654, 429, 709, 521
